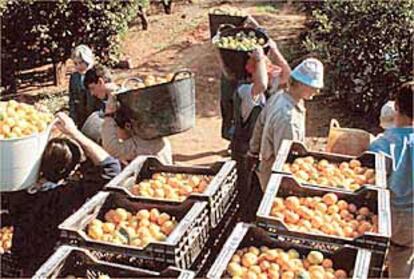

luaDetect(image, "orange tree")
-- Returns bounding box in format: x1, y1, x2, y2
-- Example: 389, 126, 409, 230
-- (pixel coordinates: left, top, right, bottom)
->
0, 0, 145, 93
303, 0, 414, 118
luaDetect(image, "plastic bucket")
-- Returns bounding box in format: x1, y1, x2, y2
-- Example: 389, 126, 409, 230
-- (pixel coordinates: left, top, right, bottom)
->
0, 124, 53, 192
212, 26, 270, 81
116, 70, 196, 140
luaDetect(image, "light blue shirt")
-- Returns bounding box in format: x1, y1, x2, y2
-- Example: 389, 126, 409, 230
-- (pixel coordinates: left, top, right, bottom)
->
369, 127, 414, 212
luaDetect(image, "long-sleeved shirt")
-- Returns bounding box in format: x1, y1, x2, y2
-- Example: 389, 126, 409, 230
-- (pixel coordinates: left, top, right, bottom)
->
369, 127, 414, 212
69, 72, 103, 128
102, 117, 173, 164
249, 91, 306, 189
10, 157, 121, 276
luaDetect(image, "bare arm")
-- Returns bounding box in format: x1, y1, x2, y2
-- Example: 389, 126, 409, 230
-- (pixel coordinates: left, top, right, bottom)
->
250, 47, 269, 97
267, 39, 291, 85
55, 112, 111, 165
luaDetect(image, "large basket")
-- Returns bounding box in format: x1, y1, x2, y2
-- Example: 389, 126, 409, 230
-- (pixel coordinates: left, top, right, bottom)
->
116, 70, 195, 140
207, 223, 372, 279
256, 174, 391, 276
105, 156, 237, 228
0, 121, 53, 192
273, 140, 392, 191
33, 245, 195, 279
212, 26, 270, 81
208, 11, 247, 38
58, 191, 209, 269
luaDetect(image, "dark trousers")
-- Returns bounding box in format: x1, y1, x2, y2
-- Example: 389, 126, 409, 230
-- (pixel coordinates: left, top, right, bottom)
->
232, 152, 264, 222
220, 74, 238, 140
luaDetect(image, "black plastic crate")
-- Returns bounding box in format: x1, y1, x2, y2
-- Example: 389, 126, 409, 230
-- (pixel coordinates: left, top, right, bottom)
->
0, 210, 21, 278
207, 223, 372, 279
273, 140, 392, 191
105, 156, 237, 228
58, 191, 209, 269
33, 245, 195, 279
256, 174, 391, 277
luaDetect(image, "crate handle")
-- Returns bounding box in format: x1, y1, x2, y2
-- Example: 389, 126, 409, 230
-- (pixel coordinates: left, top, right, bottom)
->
59, 191, 109, 230
375, 153, 387, 189
257, 174, 282, 217
206, 223, 249, 279
273, 140, 293, 172
106, 155, 148, 189
378, 189, 392, 237
352, 248, 371, 279
33, 245, 73, 279
204, 160, 236, 196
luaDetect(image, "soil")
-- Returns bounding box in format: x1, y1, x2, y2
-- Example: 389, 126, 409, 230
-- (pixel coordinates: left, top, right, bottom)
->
4, 0, 381, 166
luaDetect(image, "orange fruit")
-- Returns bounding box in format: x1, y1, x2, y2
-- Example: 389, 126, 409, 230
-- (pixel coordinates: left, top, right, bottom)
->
334, 269, 348, 279
322, 193, 338, 206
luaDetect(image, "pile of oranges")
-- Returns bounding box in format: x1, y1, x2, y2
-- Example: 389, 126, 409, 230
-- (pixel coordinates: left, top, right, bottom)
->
132, 72, 190, 89
131, 172, 212, 201
0, 226, 13, 254
227, 246, 348, 279
283, 157, 376, 191
86, 208, 176, 248
0, 100, 53, 139
270, 193, 378, 238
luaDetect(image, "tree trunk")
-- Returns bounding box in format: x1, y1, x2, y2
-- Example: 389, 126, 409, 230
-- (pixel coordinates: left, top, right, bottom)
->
162, 0, 173, 15
137, 5, 148, 30
53, 60, 67, 87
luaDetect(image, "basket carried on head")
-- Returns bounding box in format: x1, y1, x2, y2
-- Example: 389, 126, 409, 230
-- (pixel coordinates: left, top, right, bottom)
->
212, 25, 270, 81
115, 70, 195, 140
208, 8, 247, 38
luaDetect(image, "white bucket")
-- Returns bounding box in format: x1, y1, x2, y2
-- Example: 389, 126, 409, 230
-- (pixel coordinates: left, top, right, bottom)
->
0, 124, 53, 192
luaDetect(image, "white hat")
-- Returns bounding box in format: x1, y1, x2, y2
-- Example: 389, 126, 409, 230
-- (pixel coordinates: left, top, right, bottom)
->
380, 101, 395, 129
72, 45, 95, 69
291, 58, 324, 89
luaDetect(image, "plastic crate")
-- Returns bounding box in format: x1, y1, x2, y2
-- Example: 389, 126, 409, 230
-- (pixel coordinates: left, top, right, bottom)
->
33, 245, 195, 279
105, 156, 238, 228
58, 191, 209, 269
273, 140, 392, 191
0, 210, 22, 278
256, 174, 391, 277
207, 223, 372, 279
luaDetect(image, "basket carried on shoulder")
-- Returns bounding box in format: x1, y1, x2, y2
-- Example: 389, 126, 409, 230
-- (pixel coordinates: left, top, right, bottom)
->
116, 70, 195, 140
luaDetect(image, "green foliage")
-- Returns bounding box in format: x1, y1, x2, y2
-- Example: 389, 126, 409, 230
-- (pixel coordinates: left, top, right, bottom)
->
1, 0, 143, 90
303, 0, 414, 117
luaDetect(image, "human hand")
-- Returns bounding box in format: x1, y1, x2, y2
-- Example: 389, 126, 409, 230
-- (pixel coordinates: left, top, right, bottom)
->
250, 47, 265, 62
54, 112, 79, 137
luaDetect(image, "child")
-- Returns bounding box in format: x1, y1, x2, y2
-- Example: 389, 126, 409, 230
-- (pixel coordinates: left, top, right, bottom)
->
368, 82, 414, 278
69, 45, 102, 128
248, 57, 324, 190
83, 65, 173, 164
232, 42, 288, 221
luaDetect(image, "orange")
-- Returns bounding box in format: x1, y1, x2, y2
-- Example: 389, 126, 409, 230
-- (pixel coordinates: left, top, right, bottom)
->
337, 200, 348, 210
322, 193, 338, 206
334, 269, 348, 279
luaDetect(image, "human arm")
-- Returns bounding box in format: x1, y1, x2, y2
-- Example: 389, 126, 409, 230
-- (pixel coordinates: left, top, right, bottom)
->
267, 39, 291, 86
250, 47, 269, 97
101, 116, 138, 161
54, 112, 113, 166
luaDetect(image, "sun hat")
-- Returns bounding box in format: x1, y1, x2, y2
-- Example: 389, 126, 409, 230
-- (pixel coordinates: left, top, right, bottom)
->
72, 45, 95, 69
291, 58, 324, 89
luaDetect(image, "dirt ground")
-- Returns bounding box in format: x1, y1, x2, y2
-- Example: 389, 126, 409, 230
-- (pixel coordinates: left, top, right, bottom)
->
4, 0, 382, 165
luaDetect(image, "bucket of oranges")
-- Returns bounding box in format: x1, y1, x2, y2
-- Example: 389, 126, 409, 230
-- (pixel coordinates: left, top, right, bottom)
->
0, 100, 54, 191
